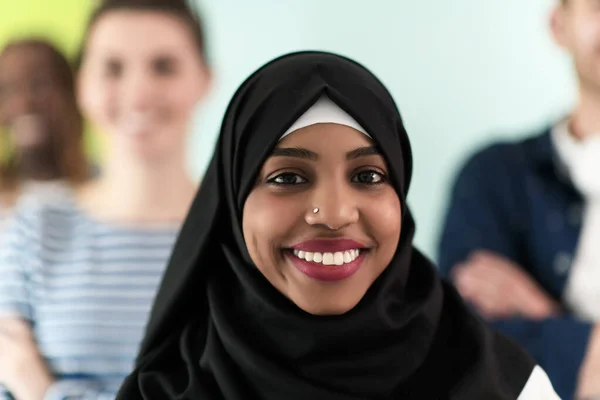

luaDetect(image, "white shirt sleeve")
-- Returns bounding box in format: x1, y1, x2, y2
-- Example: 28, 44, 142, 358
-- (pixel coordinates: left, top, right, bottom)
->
517, 365, 561, 400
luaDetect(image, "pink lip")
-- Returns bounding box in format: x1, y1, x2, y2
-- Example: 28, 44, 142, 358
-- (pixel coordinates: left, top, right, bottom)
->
286, 250, 366, 282
290, 238, 366, 253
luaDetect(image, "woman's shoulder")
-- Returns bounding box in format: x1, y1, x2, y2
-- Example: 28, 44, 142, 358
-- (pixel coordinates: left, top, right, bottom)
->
8, 184, 81, 234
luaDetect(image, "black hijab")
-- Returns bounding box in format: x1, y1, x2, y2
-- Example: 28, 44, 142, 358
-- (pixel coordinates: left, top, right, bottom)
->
117, 51, 535, 400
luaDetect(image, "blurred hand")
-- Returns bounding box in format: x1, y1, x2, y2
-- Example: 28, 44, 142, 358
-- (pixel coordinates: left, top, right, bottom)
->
452, 250, 562, 320
0, 318, 53, 400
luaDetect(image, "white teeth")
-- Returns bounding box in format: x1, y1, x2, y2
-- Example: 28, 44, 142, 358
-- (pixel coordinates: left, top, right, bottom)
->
343, 251, 352, 263
334, 252, 344, 265
292, 249, 362, 265
322, 253, 334, 265
11, 114, 44, 146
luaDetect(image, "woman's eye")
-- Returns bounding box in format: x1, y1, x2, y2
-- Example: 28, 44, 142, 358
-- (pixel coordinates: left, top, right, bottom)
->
267, 173, 308, 186
352, 170, 385, 184
104, 60, 122, 78
154, 58, 177, 76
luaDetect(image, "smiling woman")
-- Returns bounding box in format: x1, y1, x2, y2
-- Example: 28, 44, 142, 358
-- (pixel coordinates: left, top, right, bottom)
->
117, 51, 560, 399
243, 101, 401, 315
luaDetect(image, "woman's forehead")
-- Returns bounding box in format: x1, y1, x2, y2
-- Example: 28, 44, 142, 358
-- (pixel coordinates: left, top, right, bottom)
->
0, 46, 53, 75
85, 11, 199, 61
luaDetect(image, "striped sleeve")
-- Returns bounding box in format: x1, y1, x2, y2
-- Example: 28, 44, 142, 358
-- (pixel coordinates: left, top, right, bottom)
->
0, 193, 177, 400
0, 203, 41, 398
0, 208, 37, 320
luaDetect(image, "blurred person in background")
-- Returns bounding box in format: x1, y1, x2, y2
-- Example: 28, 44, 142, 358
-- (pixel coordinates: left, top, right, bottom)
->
0, 39, 90, 227
0, 0, 211, 398
439, 0, 600, 398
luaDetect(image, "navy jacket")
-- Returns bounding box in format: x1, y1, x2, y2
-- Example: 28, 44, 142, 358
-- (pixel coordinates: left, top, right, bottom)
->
438, 127, 591, 400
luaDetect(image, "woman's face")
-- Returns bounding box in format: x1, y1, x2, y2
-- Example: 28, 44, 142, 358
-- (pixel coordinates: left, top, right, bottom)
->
243, 124, 402, 315
0, 45, 68, 151
77, 10, 210, 161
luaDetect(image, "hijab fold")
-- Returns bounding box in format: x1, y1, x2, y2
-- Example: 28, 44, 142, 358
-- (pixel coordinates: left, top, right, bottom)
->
117, 51, 535, 400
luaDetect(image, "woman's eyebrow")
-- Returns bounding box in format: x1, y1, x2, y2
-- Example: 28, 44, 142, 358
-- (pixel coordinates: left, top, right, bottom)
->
345, 146, 380, 160
270, 147, 318, 160
270, 145, 379, 161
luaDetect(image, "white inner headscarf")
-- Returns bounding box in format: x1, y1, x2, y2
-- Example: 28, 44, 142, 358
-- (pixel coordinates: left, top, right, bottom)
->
279, 95, 370, 140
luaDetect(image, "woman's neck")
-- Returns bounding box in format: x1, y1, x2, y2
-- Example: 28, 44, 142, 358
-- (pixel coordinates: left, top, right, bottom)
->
570, 83, 600, 139
78, 151, 198, 224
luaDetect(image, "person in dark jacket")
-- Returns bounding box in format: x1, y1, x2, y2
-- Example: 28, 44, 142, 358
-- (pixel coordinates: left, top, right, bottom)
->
438, 0, 600, 398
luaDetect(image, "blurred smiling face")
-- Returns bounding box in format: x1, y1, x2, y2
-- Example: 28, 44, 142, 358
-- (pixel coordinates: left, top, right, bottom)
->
0, 45, 68, 151
77, 10, 210, 161
242, 123, 402, 315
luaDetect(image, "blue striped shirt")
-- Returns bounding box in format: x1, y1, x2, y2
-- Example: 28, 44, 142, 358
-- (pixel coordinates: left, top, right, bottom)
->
0, 192, 180, 399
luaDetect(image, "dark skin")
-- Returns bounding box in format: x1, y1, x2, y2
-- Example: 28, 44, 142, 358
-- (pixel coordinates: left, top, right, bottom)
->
0, 44, 79, 182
